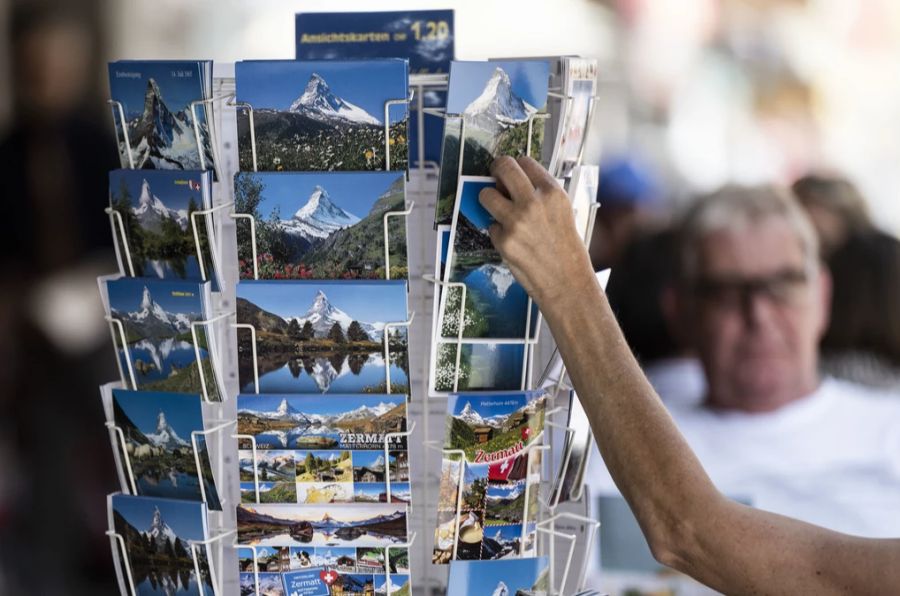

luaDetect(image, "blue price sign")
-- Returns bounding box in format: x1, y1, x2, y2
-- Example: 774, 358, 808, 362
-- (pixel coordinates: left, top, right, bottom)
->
295, 10, 455, 74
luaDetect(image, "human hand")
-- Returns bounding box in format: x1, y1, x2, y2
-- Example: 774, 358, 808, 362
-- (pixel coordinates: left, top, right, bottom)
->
479, 156, 596, 308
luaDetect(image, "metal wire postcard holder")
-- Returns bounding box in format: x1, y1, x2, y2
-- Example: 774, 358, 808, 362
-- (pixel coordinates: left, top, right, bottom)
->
227, 200, 415, 281
545, 90, 602, 175
232, 532, 418, 596
230, 92, 413, 173
106, 495, 233, 596
102, 418, 233, 510
108, 93, 224, 181
424, 433, 552, 563
230, 311, 415, 396
104, 311, 231, 405
104, 197, 231, 291
423, 274, 539, 397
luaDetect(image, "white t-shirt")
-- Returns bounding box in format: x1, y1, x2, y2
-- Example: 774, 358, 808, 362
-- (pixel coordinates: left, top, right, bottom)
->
587, 377, 900, 538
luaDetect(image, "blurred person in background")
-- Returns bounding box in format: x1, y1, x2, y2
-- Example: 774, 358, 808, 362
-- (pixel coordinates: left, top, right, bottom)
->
606, 227, 705, 409
588, 155, 665, 270
792, 173, 873, 257
820, 230, 900, 391
588, 184, 900, 541
0, 3, 119, 594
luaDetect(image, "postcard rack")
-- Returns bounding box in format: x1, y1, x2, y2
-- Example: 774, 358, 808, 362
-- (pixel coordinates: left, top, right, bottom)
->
99, 58, 602, 595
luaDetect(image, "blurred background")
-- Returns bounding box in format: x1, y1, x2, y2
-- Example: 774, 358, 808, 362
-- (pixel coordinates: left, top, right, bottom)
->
2, 0, 900, 593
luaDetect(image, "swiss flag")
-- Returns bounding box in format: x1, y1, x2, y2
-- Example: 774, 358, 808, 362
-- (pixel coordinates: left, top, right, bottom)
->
488, 458, 513, 482
320, 570, 338, 585
521, 426, 533, 441
188, 179, 200, 191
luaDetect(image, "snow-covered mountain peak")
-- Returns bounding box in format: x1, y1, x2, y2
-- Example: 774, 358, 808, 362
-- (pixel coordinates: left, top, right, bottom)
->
492, 581, 510, 596
146, 409, 189, 449
276, 398, 300, 418
145, 506, 180, 548
288, 73, 380, 126
283, 185, 360, 241
133, 178, 189, 231
457, 401, 485, 426
464, 67, 536, 126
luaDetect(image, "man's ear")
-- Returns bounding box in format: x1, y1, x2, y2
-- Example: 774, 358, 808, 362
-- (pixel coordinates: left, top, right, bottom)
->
815, 264, 833, 340
661, 283, 691, 349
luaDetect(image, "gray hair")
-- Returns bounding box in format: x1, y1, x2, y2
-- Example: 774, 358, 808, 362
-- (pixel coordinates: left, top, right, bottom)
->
677, 185, 820, 283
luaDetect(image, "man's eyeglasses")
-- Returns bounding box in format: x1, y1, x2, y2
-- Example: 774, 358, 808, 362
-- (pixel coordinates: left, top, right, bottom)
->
692, 269, 811, 309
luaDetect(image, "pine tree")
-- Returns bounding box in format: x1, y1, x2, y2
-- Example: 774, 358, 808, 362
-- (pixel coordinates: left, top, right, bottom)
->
328, 322, 346, 344
304, 452, 315, 475
287, 319, 301, 339
300, 321, 314, 340
347, 320, 368, 342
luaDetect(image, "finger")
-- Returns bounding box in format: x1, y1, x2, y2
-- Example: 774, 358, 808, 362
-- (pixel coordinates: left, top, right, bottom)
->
479, 187, 515, 226
516, 155, 560, 193
490, 156, 536, 203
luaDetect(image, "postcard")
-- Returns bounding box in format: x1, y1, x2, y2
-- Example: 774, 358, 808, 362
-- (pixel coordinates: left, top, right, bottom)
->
446, 557, 549, 596
234, 171, 407, 280
434, 60, 550, 226
238, 545, 410, 582
238, 570, 285, 595
549, 58, 598, 179
106, 278, 223, 400
432, 456, 539, 563
438, 177, 539, 339
109, 493, 212, 595
235, 60, 409, 172
108, 60, 215, 173
568, 164, 600, 243
444, 390, 547, 463
236, 503, 408, 547
109, 169, 221, 290
237, 394, 408, 450
432, 342, 527, 394
112, 389, 221, 510
236, 280, 409, 394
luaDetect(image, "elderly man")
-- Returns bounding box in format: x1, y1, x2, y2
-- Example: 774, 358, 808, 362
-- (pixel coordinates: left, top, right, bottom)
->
592, 185, 900, 538
479, 156, 900, 593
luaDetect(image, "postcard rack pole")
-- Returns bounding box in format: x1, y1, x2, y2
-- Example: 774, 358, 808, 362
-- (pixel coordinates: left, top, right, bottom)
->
383, 201, 415, 280
106, 316, 137, 390
409, 72, 448, 177
535, 518, 578, 596
189, 529, 235, 596
383, 313, 415, 393
191, 201, 234, 284
520, 443, 551, 552
542, 512, 600, 594
106, 530, 137, 596
230, 322, 260, 393
190, 420, 236, 507
422, 275, 467, 393
105, 207, 136, 276
105, 422, 138, 494
526, 113, 551, 161
576, 96, 603, 170
227, 98, 258, 172
382, 532, 416, 596
228, 212, 259, 279
190, 311, 232, 404
231, 433, 261, 503
383, 421, 417, 503
108, 99, 135, 169
384, 91, 414, 172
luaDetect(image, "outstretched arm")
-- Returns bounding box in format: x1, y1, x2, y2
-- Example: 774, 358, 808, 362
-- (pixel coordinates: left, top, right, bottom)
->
479, 155, 900, 595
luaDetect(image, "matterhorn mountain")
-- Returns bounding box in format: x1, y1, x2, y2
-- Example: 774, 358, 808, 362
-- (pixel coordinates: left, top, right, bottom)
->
491, 581, 510, 596
479, 263, 516, 300
118, 286, 194, 338
127, 77, 211, 171
275, 398, 302, 419
289, 73, 380, 126
289, 291, 383, 340
133, 178, 190, 232
464, 67, 537, 129
280, 185, 360, 241
145, 506, 182, 550
456, 401, 485, 426
145, 410, 190, 450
